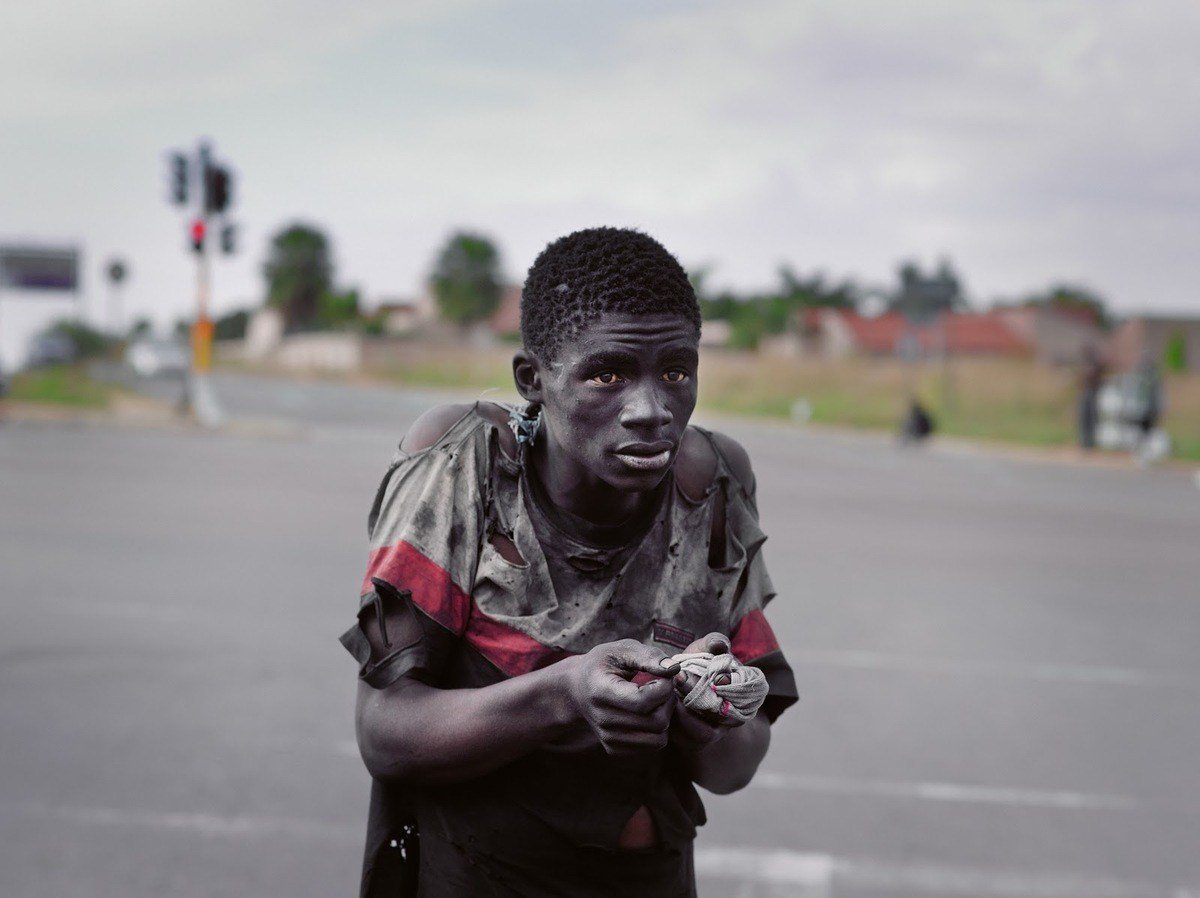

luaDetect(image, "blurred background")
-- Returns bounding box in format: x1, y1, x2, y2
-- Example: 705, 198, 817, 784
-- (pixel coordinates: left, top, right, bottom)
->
2, 2, 1199, 896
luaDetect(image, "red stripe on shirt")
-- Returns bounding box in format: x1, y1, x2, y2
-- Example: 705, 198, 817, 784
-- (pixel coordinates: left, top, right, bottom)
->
363, 540, 470, 635
731, 609, 780, 662
464, 612, 573, 678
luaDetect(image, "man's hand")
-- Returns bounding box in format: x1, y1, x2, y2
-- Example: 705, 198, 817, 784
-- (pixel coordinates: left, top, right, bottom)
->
670, 632, 742, 751
563, 639, 678, 756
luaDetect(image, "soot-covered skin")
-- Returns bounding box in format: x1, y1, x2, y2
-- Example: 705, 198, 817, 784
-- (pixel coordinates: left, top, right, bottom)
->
512, 312, 700, 527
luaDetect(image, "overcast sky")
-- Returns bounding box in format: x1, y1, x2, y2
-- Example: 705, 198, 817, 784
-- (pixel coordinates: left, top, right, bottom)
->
2, 0, 1198, 331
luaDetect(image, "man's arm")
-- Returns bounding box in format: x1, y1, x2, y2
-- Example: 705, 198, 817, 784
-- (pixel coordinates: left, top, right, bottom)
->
672, 708, 771, 795
356, 635, 679, 785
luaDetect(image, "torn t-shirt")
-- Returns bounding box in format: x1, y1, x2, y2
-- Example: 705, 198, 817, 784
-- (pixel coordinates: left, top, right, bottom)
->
341, 404, 797, 897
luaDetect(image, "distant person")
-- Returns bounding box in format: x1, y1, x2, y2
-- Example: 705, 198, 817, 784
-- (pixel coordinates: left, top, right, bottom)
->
1077, 344, 1106, 451
1130, 353, 1167, 464
1131, 353, 1162, 438
899, 397, 935, 443
341, 228, 797, 896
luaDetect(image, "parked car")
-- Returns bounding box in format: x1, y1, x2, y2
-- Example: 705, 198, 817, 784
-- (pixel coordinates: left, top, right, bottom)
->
26, 333, 77, 367
126, 339, 189, 378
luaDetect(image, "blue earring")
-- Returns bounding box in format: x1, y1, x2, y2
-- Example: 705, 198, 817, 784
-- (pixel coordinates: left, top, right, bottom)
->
508, 403, 542, 448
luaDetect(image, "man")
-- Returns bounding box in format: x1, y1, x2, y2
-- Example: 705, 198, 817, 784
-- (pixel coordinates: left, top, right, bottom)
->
1078, 343, 1107, 451
341, 227, 797, 896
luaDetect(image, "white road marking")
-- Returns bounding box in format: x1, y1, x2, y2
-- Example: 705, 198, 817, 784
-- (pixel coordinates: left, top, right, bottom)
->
750, 771, 1140, 811
790, 649, 1196, 689
833, 853, 1194, 898
695, 847, 1199, 898
695, 847, 833, 896
9, 801, 361, 844
8, 802, 1195, 898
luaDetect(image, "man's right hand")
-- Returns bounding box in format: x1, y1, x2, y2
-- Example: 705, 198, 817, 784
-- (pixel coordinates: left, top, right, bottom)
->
562, 639, 677, 756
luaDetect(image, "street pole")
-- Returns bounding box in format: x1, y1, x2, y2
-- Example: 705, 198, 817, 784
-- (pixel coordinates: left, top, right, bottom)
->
186, 141, 224, 428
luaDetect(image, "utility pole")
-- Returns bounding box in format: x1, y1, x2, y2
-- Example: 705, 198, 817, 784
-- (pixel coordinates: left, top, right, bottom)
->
166, 139, 236, 427
105, 259, 127, 337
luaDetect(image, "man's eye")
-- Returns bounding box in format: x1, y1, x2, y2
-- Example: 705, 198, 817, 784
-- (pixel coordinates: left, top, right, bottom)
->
590, 372, 623, 385
662, 370, 690, 383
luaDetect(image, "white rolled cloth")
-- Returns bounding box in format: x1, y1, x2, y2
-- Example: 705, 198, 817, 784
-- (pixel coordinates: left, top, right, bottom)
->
664, 651, 769, 724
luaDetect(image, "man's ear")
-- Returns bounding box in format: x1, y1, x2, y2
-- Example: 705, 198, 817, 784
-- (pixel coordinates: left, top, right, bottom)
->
512, 349, 544, 404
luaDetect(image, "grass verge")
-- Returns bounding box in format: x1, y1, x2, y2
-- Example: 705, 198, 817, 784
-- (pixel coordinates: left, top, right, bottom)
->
238, 342, 1200, 462
5, 364, 113, 408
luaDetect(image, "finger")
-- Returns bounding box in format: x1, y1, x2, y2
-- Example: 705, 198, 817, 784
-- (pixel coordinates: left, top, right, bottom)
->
607, 642, 679, 679
599, 675, 675, 714
704, 632, 731, 655
596, 707, 672, 735
602, 730, 670, 755
615, 656, 680, 680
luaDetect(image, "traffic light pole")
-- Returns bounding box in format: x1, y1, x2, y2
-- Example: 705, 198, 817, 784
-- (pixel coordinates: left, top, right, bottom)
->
188, 205, 223, 427
167, 138, 232, 428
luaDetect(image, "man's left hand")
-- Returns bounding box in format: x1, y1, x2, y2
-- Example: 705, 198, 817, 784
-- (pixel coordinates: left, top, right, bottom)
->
668, 632, 745, 752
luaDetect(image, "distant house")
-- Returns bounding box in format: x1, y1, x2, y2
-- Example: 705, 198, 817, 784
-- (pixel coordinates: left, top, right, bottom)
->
375, 298, 425, 335
994, 304, 1102, 365
489, 285, 523, 337
1108, 315, 1200, 372
797, 308, 1030, 359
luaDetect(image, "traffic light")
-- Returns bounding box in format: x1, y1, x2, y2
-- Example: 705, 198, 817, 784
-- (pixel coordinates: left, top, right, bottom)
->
170, 153, 188, 205
205, 165, 232, 214
190, 219, 206, 254
220, 224, 236, 255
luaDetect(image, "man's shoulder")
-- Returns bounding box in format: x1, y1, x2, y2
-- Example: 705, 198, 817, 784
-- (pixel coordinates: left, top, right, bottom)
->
675, 426, 754, 499
401, 401, 516, 455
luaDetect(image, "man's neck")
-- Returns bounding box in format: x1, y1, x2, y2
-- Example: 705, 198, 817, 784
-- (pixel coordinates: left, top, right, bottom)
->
529, 438, 654, 532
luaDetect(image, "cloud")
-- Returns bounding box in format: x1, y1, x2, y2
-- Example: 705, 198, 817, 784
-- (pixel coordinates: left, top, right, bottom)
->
0, 0, 496, 117
2, 0, 1198, 319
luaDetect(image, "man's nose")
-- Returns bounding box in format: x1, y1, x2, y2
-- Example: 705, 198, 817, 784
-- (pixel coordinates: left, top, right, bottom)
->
619, 384, 673, 429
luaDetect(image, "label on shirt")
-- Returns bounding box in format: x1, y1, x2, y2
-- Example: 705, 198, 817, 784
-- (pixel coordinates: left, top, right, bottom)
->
652, 620, 696, 650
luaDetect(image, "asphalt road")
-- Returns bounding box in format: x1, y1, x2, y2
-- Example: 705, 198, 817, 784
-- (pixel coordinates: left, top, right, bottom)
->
2, 372, 1199, 897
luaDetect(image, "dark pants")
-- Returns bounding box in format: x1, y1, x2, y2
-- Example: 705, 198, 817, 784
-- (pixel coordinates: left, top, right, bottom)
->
1078, 389, 1099, 449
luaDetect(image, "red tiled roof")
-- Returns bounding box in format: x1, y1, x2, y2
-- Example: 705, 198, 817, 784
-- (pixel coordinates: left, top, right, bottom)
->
832, 310, 1029, 355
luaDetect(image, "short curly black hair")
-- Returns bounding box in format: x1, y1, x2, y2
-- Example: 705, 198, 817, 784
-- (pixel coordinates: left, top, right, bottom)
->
520, 227, 700, 362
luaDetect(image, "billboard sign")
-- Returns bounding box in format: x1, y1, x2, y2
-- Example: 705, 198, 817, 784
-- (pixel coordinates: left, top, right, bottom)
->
0, 245, 80, 291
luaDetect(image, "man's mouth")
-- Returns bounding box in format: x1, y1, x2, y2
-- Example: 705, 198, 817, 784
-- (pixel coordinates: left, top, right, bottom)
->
614, 440, 674, 472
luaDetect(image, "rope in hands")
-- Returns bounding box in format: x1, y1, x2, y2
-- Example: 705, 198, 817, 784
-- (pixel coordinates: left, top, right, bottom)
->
660, 652, 769, 724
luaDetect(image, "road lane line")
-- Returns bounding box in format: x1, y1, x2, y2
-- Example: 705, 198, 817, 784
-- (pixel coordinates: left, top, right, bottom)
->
695, 848, 833, 897
8, 801, 362, 844
750, 771, 1140, 811
790, 649, 1196, 689
696, 848, 1196, 898
833, 853, 1191, 898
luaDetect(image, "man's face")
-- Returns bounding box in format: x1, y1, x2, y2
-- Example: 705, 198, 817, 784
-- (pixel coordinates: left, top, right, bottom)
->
536, 311, 699, 492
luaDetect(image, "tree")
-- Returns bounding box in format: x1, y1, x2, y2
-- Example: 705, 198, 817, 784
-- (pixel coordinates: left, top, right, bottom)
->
778, 265, 856, 310
263, 224, 333, 332
45, 319, 111, 358
1022, 284, 1109, 330
214, 308, 251, 341
430, 232, 503, 327
319, 288, 360, 330
889, 260, 965, 324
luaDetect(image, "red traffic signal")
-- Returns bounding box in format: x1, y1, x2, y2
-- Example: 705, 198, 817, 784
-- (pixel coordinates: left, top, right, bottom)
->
190, 218, 206, 253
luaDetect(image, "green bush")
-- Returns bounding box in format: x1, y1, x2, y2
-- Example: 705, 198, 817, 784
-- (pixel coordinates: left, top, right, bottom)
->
1163, 331, 1188, 373
45, 319, 112, 358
